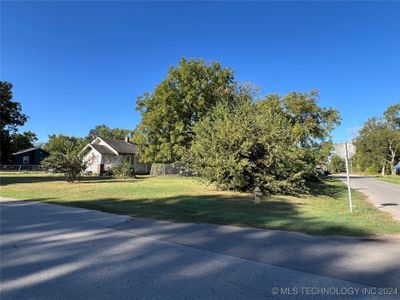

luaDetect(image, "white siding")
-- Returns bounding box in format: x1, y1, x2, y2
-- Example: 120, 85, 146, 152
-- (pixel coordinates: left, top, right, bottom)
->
83, 149, 102, 173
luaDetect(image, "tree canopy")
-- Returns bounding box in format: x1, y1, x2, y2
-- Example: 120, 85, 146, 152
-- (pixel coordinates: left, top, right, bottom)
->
187, 90, 340, 194
10, 131, 38, 153
0, 81, 28, 132
43, 134, 86, 156
133, 58, 238, 163
354, 104, 400, 175
0, 81, 32, 164
86, 124, 133, 141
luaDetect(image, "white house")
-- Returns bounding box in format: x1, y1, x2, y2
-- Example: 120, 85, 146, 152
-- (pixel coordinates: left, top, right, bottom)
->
80, 137, 150, 174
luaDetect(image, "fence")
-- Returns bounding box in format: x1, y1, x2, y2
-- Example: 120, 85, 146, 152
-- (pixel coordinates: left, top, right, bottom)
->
0, 165, 42, 172
150, 163, 181, 176
149, 163, 197, 177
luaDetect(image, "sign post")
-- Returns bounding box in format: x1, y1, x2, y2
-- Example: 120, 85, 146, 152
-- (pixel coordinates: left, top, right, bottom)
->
335, 142, 356, 213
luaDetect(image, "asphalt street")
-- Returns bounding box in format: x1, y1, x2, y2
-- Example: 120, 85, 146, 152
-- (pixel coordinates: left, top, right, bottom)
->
336, 176, 400, 221
1, 199, 400, 300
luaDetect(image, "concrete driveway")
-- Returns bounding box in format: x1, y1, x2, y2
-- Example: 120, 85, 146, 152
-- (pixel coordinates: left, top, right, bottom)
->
335, 176, 400, 221
1, 199, 400, 299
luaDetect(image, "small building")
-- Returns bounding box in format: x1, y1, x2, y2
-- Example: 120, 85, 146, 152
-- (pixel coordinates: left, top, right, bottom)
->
80, 137, 151, 175
12, 148, 49, 165
394, 163, 400, 175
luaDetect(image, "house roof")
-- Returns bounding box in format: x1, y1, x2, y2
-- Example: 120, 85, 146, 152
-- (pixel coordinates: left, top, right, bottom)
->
90, 144, 116, 155
101, 138, 137, 154
12, 147, 48, 156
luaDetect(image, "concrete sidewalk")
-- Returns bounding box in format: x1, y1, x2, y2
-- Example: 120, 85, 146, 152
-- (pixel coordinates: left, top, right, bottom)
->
1, 199, 400, 299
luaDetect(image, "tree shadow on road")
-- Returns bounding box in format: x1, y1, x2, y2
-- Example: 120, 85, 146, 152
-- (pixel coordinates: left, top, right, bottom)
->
1, 199, 399, 300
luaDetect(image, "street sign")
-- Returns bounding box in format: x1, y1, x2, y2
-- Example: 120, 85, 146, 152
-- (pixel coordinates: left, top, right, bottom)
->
335, 142, 357, 213
335, 143, 356, 159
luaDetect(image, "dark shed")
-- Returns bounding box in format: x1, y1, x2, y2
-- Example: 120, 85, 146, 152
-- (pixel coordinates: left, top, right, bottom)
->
12, 148, 49, 165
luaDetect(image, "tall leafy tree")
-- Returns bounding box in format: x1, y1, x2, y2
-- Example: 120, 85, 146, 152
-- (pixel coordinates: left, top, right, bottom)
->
0, 81, 29, 164
43, 134, 86, 156
86, 124, 133, 141
354, 104, 400, 175
133, 58, 237, 163
10, 131, 38, 153
188, 91, 340, 194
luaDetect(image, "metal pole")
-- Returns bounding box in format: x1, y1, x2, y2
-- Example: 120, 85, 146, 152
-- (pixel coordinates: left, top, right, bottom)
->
344, 142, 353, 213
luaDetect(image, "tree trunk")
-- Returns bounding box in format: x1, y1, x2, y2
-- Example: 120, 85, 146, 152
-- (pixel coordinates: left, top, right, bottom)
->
381, 165, 385, 176
392, 167, 397, 176
389, 142, 397, 176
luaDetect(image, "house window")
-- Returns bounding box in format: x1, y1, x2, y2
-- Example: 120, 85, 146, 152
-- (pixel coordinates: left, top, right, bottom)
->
22, 156, 29, 164
124, 155, 134, 164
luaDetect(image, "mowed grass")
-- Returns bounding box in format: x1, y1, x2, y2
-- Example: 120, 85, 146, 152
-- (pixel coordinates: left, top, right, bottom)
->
377, 175, 400, 185
1, 172, 400, 236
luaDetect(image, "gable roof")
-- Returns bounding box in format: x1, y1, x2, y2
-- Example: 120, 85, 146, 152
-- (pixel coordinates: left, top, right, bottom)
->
101, 138, 137, 154
12, 147, 49, 156
90, 144, 116, 155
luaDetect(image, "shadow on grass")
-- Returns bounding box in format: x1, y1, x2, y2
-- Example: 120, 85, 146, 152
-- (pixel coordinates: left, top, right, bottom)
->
26, 191, 377, 237
305, 177, 345, 198
0, 175, 150, 186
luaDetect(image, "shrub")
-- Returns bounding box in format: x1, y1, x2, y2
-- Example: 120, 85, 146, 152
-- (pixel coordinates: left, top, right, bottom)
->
186, 91, 339, 195
112, 162, 135, 179
187, 100, 308, 194
328, 155, 346, 173
41, 153, 87, 182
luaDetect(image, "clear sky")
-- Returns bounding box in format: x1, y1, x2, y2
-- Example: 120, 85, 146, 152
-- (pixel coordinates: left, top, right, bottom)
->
1, 1, 399, 143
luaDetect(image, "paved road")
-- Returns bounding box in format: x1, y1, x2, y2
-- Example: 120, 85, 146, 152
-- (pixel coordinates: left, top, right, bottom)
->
335, 176, 400, 221
1, 200, 400, 299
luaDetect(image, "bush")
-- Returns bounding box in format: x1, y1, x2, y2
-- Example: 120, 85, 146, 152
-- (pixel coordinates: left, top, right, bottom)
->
328, 155, 346, 173
186, 91, 339, 195
112, 162, 135, 179
187, 100, 308, 194
41, 153, 87, 182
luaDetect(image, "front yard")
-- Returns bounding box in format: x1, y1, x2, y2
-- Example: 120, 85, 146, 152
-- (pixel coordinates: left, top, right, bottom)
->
1, 172, 400, 236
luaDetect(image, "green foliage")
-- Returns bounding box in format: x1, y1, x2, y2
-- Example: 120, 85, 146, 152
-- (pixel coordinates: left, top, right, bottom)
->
112, 162, 135, 179
0, 81, 30, 164
86, 124, 133, 141
0, 81, 28, 132
187, 91, 340, 194
133, 58, 238, 163
41, 153, 87, 182
282, 90, 341, 146
10, 131, 38, 152
354, 104, 400, 175
328, 155, 346, 173
43, 134, 86, 156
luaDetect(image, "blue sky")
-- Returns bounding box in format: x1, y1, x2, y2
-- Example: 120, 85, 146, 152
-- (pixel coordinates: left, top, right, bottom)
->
1, 1, 399, 143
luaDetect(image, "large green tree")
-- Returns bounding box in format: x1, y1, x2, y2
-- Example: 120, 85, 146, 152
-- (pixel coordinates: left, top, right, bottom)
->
10, 131, 38, 153
86, 124, 133, 141
354, 104, 400, 175
133, 58, 238, 163
43, 134, 86, 156
0, 81, 29, 164
187, 90, 340, 194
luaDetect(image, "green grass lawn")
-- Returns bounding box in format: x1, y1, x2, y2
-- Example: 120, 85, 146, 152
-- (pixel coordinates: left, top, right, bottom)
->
377, 175, 400, 185
1, 171, 400, 236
